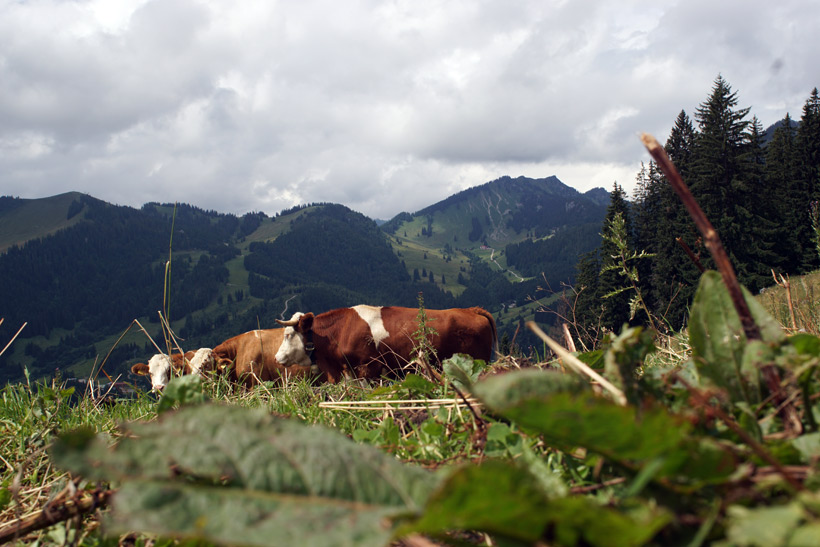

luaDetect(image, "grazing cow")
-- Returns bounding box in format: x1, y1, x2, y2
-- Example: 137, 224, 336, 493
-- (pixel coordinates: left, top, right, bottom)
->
212, 328, 322, 388
275, 305, 496, 383
131, 348, 217, 392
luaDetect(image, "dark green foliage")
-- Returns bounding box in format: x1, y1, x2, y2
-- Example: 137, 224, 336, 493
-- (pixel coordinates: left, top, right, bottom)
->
243, 204, 455, 313
379, 211, 413, 235
239, 211, 265, 236
768, 113, 806, 272
572, 248, 603, 340
733, 117, 785, 288
797, 88, 820, 270
579, 79, 820, 336
0, 195, 23, 214
467, 216, 483, 241
66, 199, 84, 220
455, 256, 525, 309
245, 204, 408, 291
0, 200, 248, 382
505, 222, 602, 285
653, 111, 701, 328
686, 76, 779, 292
0, 199, 167, 339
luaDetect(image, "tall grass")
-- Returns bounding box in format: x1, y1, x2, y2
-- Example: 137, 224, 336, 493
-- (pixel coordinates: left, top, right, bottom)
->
759, 270, 820, 334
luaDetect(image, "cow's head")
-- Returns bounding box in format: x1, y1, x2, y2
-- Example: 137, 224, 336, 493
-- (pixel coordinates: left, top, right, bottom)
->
188, 347, 216, 376
274, 312, 315, 368
131, 353, 173, 391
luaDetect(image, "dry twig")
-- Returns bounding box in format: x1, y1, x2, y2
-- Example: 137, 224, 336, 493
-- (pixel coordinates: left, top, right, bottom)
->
527, 321, 627, 406
672, 372, 804, 491
0, 488, 113, 544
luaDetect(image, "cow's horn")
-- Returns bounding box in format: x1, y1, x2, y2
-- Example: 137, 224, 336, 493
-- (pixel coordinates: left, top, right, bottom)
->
276, 318, 299, 326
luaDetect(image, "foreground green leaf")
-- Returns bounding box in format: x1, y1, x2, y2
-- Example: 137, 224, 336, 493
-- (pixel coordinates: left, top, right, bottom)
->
51, 404, 438, 546
474, 368, 684, 461
403, 460, 669, 547
688, 271, 785, 405
473, 368, 736, 485
725, 503, 807, 547
401, 460, 552, 543
442, 354, 486, 392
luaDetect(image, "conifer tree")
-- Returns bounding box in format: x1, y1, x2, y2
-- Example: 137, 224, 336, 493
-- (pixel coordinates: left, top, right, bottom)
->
691, 76, 750, 253
688, 75, 784, 292
631, 162, 661, 312
767, 113, 801, 273
797, 88, 820, 271
572, 248, 603, 345
651, 110, 698, 329
732, 116, 784, 289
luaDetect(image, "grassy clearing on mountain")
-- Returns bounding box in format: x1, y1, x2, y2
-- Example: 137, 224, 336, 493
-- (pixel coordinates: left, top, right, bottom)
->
0, 193, 89, 253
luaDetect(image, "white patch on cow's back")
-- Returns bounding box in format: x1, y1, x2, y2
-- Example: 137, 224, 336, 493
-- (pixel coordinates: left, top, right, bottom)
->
352, 305, 389, 348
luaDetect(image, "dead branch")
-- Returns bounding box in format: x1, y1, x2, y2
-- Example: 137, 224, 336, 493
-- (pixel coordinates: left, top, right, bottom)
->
672, 373, 804, 491
527, 322, 627, 406
0, 322, 27, 359
0, 488, 113, 545
675, 237, 706, 273
772, 269, 798, 331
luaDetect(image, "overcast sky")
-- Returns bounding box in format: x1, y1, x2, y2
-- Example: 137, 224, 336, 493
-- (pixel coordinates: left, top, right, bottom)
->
1, 1, 817, 220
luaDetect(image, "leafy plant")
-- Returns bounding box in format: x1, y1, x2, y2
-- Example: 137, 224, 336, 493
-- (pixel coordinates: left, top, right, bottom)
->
51, 404, 439, 547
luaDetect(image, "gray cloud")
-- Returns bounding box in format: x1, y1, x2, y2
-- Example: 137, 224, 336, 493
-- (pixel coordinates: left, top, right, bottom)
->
0, 0, 817, 219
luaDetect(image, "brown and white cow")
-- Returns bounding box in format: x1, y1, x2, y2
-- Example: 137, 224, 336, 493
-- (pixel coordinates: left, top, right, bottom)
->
275, 305, 496, 383
130, 347, 217, 391
212, 328, 323, 388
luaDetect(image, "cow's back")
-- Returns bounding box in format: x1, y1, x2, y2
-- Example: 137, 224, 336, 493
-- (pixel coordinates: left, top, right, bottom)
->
368, 306, 495, 373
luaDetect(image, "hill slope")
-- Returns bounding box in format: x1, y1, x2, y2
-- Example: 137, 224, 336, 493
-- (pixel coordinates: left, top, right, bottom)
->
0, 192, 92, 252
382, 175, 606, 291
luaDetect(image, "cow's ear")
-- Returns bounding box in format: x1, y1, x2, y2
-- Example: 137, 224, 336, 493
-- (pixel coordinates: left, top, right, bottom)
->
131, 363, 149, 376
298, 313, 314, 333
216, 357, 233, 373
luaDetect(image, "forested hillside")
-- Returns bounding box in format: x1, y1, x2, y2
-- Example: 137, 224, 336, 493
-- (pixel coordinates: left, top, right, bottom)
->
380, 175, 608, 345
573, 78, 820, 343
1, 181, 598, 385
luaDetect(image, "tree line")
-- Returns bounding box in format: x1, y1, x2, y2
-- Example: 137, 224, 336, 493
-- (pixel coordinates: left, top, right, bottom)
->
573, 76, 820, 340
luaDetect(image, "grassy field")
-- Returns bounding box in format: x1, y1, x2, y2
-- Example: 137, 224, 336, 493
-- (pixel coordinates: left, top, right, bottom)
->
3, 271, 820, 544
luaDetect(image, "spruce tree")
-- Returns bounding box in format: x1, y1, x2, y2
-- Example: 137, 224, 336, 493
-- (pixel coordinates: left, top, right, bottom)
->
732, 116, 784, 289
691, 76, 750, 241
797, 88, 820, 271
572, 248, 603, 346
767, 113, 802, 272
654, 110, 699, 330
690, 76, 762, 288
631, 162, 662, 313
